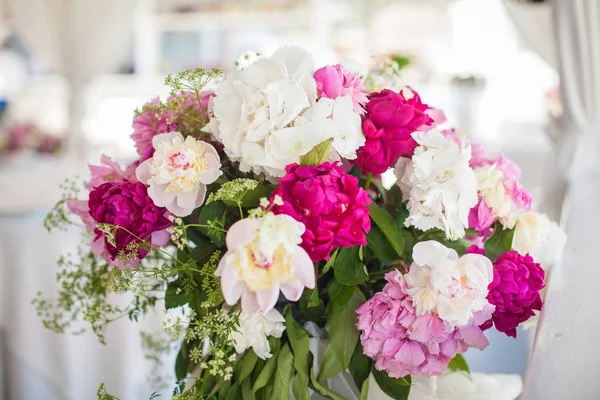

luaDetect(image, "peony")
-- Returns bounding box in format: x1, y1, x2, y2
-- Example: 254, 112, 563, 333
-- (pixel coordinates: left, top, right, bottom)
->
88, 181, 172, 267
209, 47, 318, 176
86, 154, 138, 190
229, 308, 285, 360
354, 88, 434, 175
136, 132, 222, 217
395, 129, 478, 240
271, 162, 371, 262
313, 64, 368, 113
131, 91, 214, 161
404, 241, 494, 327
215, 213, 315, 313
356, 270, 491, 378
482, 250, 545, 338
468, 198, 495, 234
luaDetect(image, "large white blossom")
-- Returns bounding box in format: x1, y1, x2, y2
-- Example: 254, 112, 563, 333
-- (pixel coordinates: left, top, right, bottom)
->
404, 241, 494, 327
209, 47, 364, 177
509, 211, 567, 269
229, 308, 286, 360
136, 132, 222, 217
395, 129, 478, 240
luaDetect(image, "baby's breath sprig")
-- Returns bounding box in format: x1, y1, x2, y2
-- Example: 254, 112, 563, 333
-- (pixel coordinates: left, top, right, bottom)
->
44, 177, 83, 232
207, 178, 259, 204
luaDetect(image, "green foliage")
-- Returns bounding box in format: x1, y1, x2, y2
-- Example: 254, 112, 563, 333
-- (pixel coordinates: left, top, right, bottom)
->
197, 201, 227, 246
349, 343, 373, 391
273, 344, 294, 400
321, 248, 338, 275
310, 369, 346, 400
333, 246, 369, 285
43, 177, 82, 232
369, 203, 404, 257
371, 368, 411, 400
300, 140, 332, 166
299, 288, 326, 324
207, 178, 275, 209
285, 313, 311, 400
484, 222, 515, 262
165, 67, 222, 97
367, 224, 399, 265
317, 286, 365, 382
448, 353, 470, 374
252, 337, 281, 393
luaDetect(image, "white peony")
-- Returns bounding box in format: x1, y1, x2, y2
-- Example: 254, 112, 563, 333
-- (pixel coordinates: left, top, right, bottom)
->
136, 132, 222, 217
474, 165, 513, 223
395, 129, 478, 240
404, 241, 493, 327
509, 211, 567, 269
229, 308, 285, 360
209, 47, 364, 177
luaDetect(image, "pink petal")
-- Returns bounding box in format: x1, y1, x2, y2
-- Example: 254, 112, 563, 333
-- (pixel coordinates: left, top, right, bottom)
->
220, 266, 244, 306
135, 160, 151, 184
256, 285, 279, 313
241, 288, 259, 313
395, 341, 426, 366
459, 326, 489, 350
226, 219, 261, 250
292, 247, 315, 289
280, 280, 304, 301
151, 229, 171, 246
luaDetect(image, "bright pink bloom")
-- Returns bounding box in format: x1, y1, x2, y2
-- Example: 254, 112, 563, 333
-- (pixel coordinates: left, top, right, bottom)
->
354, 89, 434, 175
131, 91, 214, 161
482, 251, 545, 338
88, 181, 172, 268
313, 64, 368, 114
467, 245, 485, 255
356, 270, 491, 378
469, 198, 495, 234
271, 162, 371, 262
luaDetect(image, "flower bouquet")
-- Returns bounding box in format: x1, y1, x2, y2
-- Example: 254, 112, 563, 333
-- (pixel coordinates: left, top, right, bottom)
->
40, 47, 563, 399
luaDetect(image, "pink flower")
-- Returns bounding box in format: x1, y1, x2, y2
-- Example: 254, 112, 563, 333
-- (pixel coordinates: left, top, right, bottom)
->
88, 181, 172, 268
482, 251, 545, 338
354, 89, 434, 175
131, 91, 214, 161
215, 213, 315, 313
313, 64, 368, 113
468, 198, 495, 234
356, 270, 490, 378
271, 162, 371, 262
86, 155, 137, 190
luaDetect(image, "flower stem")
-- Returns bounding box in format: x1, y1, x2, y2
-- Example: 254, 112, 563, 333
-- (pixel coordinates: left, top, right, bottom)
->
364, 173, 373, 191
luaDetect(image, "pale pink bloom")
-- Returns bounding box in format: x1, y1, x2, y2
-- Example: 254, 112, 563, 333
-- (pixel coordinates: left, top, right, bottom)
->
215, 213, 315, 313
313, 64, 368, 113
86, 155, 137, 190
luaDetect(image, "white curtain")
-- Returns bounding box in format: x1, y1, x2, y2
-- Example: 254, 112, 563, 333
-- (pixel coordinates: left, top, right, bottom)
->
7, 0, 138, 155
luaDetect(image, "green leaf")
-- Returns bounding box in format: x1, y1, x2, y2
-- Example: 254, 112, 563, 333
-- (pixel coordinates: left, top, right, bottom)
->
371, 368, 411, 400
307, 287, 321, 308
440, 238, 471, 254
300, 289, 325, 324
367, 224, 399, 264
272, 344, 294, 400
241, 379, 254, 400
333, 247, 369, 285
369, 203, 404, 257
237, 349, 259, 382
360, 378, 370, 400
197, 200, 227, 246
300, 140, 332, 166
286, 314, 311, 400
484, 221, 515, 262
252, 339, 281, 393
224, 381, 241, 400
394, 204, 410, 230
310, 369, 346, 400
165, 280, 193, 309
349, 343, 372, 391
174, 338, 197, 381
317, 287, 365, 382
321, 248, 338, 275
448, 353, 470, 374
326, 280, 355, 316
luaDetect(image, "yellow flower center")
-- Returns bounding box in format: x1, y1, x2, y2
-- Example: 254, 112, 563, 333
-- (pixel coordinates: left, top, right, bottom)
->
234, 242, 296, 292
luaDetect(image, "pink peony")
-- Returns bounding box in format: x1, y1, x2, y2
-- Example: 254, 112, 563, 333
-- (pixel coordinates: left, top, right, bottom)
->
356, 270, 491, 378
271, 162, 371, 262
482, 251, 545, 338
88, 181, 172, 268
313, 64, 368, 113
469, 198, 495, 234
354, 89, 434, 175
86, 155, 137, 190
131, 91, 214, 161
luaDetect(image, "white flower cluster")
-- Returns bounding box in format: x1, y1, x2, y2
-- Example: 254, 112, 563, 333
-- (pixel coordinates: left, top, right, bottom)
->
209, 47, 364, 177
395, 129, 478, 240
229, 309, 286, 359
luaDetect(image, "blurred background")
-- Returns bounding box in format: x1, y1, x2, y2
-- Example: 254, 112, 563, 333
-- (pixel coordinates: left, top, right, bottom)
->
0, 0, 560, 399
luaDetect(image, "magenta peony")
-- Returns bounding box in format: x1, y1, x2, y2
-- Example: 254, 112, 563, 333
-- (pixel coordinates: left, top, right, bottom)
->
482, 251, 545, 338
131, 91, 214, 161
88, 181, 172, 267
356, 270, 491, 378
313, 64, 368, 113
354, 89, 434, 175
271, 162, 371, 262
